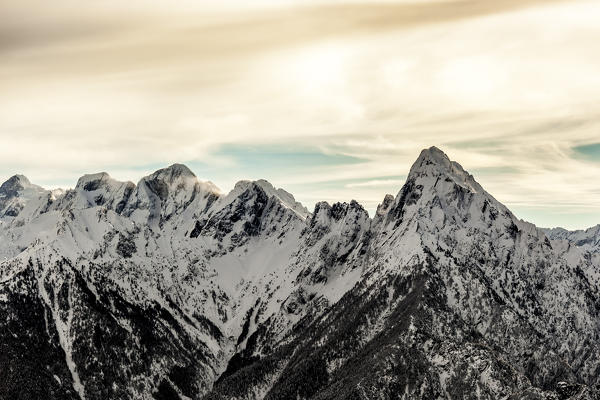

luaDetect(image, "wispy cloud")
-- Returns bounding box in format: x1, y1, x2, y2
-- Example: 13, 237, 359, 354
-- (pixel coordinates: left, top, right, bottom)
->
345, 179, 406, 189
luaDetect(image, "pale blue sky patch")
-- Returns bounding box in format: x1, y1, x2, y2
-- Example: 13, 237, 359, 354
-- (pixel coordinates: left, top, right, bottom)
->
573, 143, 600, 161
213, 144, 366, 168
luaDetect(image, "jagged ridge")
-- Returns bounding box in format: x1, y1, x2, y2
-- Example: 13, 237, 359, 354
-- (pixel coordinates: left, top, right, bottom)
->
0, 148, 599, 400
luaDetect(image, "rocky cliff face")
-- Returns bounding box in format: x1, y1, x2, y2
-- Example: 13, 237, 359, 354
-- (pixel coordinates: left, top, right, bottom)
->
1, 147, 599, 400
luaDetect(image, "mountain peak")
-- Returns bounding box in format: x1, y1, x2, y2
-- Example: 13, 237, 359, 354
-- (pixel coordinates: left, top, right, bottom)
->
151, 163, 196, 181
229, 179, 309, 219
138, 163, 199, 195
421, 145, 449, 162
376, 194, 395, 217
0, 175, 44, 199
1, 174, 31, 192
408, 146, 482, 194
75, 172, 112, 191
410, 146, 453, 175
0, 175, 46, 218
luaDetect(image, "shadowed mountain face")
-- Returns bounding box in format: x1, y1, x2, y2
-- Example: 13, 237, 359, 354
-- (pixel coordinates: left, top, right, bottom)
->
1, 147, 599, 400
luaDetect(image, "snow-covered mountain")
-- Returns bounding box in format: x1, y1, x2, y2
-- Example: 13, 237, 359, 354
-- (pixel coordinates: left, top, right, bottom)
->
1, 147, 599, 400
543, 225, 600, 253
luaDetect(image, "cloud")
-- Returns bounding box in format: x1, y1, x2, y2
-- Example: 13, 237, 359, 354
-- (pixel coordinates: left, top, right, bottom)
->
345, 179, 406, 188
1, 0, 600, 229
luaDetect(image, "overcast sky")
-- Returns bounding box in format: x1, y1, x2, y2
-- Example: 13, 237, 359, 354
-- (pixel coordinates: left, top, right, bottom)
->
2, 0, 600, 229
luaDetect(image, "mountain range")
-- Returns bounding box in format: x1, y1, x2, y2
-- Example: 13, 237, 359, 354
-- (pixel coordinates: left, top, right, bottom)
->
1, 147, 599, 400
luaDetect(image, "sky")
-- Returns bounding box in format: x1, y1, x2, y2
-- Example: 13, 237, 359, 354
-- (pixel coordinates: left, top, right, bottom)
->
2, 0, 600, 229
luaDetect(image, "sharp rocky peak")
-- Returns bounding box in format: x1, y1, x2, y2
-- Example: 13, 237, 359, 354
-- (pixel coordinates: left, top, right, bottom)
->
312, 200, 366, 219
376, 194, 395, 216
379, 146, 518, 232
408, 146, 483, 194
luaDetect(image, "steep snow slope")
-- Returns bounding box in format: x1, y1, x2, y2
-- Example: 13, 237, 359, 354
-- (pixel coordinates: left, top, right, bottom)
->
1, 149, 599, 400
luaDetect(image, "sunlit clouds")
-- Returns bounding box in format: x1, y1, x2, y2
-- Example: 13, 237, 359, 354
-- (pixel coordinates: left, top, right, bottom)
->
1, 0, 600, 228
